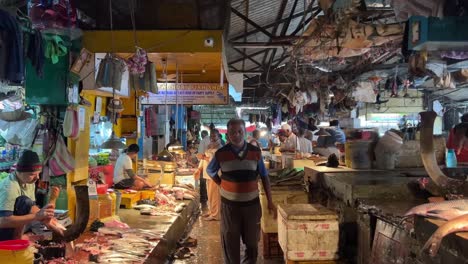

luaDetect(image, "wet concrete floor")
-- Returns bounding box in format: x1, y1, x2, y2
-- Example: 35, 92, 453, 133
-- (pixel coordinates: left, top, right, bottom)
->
174, 206, 284, 264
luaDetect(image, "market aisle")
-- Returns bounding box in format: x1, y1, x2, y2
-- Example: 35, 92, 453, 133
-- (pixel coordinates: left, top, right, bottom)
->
178, 213, 284, 264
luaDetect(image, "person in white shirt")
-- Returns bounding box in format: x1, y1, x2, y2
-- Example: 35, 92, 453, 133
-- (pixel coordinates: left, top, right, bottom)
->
194, 129, 223, 221
197, 130, 210, 156
297, 128, 313, 154
114, 144, 152, 190
196, 130, 210, 204
280, 123, 299, 152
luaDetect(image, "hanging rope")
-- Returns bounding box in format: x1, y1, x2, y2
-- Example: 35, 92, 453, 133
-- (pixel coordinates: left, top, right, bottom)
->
129, 0, 139, 47
109, 0, 115, 53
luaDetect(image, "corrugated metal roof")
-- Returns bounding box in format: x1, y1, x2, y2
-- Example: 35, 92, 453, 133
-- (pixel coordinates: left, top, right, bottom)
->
226, 0, 318, 74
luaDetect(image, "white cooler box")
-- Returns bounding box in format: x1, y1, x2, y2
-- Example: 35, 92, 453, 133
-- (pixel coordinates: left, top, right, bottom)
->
278, 203, 339, 261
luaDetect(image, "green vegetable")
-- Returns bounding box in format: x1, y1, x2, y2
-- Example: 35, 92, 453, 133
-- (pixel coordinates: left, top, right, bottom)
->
0, 172, 9, 181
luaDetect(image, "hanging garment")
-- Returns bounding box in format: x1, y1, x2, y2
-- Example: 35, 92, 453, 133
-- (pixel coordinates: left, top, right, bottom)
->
0, 9, 24, 83
27, 29, 45, 77
129, 62, 157, 93
44, 34, 67, 64
96, 54, 126, 91
28, 0, 77, 29
144, 107, 159, 137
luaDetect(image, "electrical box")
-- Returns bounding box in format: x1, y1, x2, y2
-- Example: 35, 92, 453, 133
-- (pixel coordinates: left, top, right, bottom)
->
408, 16, 468, 51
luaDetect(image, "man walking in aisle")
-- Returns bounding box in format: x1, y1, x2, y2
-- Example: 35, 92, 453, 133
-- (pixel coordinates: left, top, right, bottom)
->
207, 118, 276, 264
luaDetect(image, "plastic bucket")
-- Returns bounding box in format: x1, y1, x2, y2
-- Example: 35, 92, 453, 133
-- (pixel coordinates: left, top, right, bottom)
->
0, 240, 33, 264
345, 141, 372, 169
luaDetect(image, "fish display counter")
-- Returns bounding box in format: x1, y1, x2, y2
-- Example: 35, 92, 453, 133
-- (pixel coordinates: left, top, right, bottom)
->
309, 169, 468, 264
45, 184, 200, 263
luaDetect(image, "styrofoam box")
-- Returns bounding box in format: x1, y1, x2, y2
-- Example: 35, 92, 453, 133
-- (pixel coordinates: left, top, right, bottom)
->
278, 204, 339, 261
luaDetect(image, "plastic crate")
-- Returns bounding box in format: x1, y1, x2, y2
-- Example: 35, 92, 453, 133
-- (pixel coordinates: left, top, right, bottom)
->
120, 192, 141, 209
262, 231, 283, 258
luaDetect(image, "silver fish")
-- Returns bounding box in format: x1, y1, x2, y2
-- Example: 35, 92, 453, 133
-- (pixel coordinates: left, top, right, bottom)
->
404, 199, 468, 220
422, 214, 468, 257
133, 204, 157, 210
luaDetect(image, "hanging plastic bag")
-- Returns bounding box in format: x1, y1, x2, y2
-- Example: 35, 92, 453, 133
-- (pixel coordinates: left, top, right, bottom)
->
0, 119, 38, 147
96, 53, 126, 91
46, 135, 75, 176
96, 53, 114, 88
63, 105, 79, 139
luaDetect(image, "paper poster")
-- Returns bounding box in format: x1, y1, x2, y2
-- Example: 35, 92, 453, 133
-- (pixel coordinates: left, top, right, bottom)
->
79, 107, 86, 131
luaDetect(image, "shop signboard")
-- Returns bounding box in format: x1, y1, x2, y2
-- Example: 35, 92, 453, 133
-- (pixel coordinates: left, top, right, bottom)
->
142, 83, 229, 105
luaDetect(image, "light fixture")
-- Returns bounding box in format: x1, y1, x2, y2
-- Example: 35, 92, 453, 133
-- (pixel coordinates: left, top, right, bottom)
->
201, 64, 206, 74
101, 131, 127, 149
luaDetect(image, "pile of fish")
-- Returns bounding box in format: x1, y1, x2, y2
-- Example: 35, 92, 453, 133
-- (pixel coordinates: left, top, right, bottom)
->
404, 199, 468, 257
62, 227, 164, 263
133, 184, 198, 216
268, 168, 305, 185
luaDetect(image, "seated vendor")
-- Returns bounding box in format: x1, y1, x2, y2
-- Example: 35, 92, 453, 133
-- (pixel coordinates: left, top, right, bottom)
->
447, 113, 468, 163
313, 129, 340, 157
0, 150, 57, 241
114, 144, 153, 190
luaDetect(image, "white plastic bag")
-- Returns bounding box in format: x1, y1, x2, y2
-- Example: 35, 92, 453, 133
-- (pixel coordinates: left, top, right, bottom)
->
0, 119, 38, 146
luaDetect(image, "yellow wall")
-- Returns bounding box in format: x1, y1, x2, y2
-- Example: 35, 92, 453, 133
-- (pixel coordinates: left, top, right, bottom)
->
83, 30, 223, 53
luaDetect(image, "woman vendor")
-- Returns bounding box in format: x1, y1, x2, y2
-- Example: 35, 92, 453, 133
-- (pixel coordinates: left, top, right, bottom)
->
114, 144, 153, 190
0, 150, 57, 241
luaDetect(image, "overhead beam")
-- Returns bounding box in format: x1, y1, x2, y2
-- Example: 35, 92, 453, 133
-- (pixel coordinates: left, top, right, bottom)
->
230, 71, 263, 75
228, 49, 267, 65
281, 0, 300, 36
229, 7, 319, 42
231, 7, 273, 39
263, 0, 290, 72
83, 30, 223, 52
290, 8, 322, 36
231, 42, 293, 48
233, 48, 263, 68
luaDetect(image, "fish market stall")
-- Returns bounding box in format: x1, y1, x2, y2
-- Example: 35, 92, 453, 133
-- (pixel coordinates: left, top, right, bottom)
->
308, 171, 420, 262
44, 184, 200, 264
68, 199, 199, 264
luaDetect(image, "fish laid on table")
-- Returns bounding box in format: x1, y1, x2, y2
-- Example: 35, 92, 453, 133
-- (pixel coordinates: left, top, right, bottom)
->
175, 203, 186, 213
133, 204, 157, 210
98, 227, 128, 236
422, 214, 468, 257
404, 199, 468, 220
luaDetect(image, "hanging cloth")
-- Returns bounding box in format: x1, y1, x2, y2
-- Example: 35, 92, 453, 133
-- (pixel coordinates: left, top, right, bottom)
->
0, 9, 24, 83
44, 34, 68, 64
27, 29, 45, 77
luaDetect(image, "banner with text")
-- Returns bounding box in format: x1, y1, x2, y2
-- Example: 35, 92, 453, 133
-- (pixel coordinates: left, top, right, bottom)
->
142, 83, 229, 105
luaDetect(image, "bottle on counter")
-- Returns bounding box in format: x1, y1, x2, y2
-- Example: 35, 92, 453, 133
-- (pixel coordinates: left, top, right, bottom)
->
108, 190, 116, 216
446, 149, 458, 168
98, 193, 113, 219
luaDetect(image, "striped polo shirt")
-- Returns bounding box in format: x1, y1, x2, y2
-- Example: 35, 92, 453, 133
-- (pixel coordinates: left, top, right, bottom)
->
208, 142, 268, 203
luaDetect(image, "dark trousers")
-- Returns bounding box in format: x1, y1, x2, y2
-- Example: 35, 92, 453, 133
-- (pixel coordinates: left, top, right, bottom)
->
221, 198, 261, 264
199, 178, 208, 203
0, 195, 34, 241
